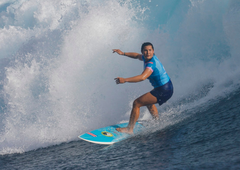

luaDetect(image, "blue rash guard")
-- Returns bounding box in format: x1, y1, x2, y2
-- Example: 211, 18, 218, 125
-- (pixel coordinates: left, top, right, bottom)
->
142, 55, 170, 88
142, 55, 173, 105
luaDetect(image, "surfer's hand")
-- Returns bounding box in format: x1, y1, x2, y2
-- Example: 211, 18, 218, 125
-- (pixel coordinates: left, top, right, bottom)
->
112, 49, 124, 55
114, 77, 126, 84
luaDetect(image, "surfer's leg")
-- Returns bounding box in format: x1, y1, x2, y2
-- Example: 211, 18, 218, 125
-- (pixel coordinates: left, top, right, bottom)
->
147, 104, 159, 120
116, 92, 157, 134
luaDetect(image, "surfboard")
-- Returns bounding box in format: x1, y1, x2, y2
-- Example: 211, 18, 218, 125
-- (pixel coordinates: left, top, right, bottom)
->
78, 122, 145, 145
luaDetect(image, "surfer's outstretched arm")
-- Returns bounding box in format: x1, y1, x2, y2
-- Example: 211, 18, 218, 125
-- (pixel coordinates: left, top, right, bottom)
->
114, 68, 152, 84
112, 49, 142, 61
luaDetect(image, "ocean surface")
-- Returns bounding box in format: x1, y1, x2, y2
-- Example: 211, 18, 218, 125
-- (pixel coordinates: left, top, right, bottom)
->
0, 0, 240, 169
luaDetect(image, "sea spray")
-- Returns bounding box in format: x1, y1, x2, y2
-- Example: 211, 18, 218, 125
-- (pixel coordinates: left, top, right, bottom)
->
0, 0, 147, 154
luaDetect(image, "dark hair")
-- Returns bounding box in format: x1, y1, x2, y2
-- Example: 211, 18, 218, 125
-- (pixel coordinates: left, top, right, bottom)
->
141, 42, 154, 52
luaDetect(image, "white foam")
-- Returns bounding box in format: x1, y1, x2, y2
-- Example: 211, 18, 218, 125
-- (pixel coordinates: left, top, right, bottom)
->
0, 0, 147, 154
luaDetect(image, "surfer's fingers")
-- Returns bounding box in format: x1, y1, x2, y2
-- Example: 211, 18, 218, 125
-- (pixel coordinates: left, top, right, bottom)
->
115, 77, 126, 84
112, 49, 118, 53
114, 77, 120, 84
112, 49, 122, 55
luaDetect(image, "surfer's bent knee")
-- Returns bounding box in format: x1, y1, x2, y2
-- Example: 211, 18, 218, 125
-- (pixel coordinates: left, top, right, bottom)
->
132, 99, 142, 108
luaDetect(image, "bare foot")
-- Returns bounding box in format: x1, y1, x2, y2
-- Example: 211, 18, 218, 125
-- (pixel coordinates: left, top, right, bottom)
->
116, 127, 133, 135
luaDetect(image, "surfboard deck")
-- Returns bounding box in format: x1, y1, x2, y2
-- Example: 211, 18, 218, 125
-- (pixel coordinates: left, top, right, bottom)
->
78, 122, 145, 145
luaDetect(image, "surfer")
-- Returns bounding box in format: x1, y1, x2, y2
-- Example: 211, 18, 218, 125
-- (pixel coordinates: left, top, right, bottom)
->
113, 42, 173, 134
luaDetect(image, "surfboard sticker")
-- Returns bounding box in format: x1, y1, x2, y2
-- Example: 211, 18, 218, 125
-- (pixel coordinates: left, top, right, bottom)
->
78, 122, 145, 145
86, 132, 97, 137
101, 131, 113, 137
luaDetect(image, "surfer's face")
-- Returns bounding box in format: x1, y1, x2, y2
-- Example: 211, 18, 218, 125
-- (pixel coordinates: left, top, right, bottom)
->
142, 45, 154, 61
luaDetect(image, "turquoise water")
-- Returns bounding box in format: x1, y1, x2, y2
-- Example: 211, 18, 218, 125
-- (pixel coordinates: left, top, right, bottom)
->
0, 0, 240, 169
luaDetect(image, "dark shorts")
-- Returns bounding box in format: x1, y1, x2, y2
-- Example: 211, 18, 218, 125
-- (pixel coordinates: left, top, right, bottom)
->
150, 80, 173, 106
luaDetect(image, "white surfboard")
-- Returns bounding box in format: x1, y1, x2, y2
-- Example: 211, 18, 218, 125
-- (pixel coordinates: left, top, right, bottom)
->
78, 122, 145, 145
